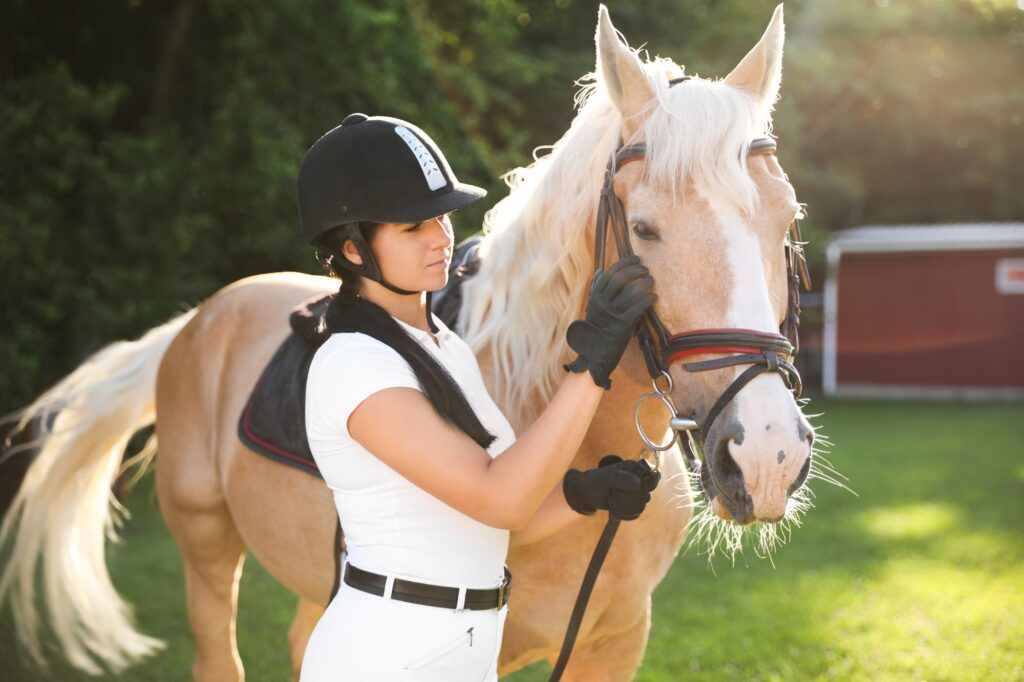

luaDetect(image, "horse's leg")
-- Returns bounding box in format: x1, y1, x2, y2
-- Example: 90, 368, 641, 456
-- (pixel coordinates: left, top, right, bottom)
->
157, 316, 250, 682
173, 507, 247, 681
288, 598, 325, 681
551, 599, 652, 682
157, 431, 248, 682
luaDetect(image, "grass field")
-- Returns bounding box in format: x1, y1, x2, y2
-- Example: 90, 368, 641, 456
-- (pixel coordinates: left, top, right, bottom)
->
2, 399, 1022, 681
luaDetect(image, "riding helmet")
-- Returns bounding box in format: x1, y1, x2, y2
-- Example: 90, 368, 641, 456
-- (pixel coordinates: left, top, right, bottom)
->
297, 113, 485, 294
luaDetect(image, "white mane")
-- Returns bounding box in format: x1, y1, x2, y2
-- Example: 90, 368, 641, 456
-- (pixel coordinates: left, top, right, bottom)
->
458, 53, 774, 430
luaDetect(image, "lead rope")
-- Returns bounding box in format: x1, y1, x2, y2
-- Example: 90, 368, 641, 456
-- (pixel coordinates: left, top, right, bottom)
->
548, 373, 696, 681
547, 515, 621, 681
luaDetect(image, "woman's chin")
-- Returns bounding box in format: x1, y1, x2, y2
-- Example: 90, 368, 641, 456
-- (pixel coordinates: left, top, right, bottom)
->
425, 270, 449, 291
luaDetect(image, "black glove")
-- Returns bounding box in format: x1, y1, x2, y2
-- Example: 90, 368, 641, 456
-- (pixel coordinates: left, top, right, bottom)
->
563, 255, 656, 389
563, 455, 661, 521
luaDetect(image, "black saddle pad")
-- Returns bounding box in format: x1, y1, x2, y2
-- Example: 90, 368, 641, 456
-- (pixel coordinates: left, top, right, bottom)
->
237, 237, 482, 476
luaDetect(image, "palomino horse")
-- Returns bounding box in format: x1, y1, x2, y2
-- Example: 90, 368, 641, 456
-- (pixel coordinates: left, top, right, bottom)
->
1, 5, 817, 680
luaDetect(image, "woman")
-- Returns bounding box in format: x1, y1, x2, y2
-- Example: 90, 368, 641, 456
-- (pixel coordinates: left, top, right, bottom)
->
297, 113, 659, 681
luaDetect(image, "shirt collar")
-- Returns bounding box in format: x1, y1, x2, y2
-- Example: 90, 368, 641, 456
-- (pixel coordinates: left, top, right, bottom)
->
391, 313, 453, 345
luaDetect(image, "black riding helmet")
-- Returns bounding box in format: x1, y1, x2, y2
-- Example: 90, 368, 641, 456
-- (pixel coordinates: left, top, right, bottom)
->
297, 113, 486, 295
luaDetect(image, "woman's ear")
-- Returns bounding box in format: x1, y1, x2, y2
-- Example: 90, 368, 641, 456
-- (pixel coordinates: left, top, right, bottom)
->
341, 238, 363, 266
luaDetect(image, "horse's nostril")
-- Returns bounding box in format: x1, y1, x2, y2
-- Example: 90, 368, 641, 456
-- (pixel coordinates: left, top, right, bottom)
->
797, 417, 814, 449
788, 454, 812, 496
711, 437, 745, 499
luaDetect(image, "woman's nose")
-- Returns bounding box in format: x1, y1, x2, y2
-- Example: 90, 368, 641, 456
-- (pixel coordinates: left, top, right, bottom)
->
428, 215, 453, 247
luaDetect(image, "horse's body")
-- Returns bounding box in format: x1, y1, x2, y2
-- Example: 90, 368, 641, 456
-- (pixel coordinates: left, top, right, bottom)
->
149, 269, 687, 680
1, 6, 814, 680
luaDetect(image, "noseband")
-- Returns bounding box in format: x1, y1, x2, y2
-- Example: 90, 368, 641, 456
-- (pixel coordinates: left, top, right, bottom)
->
593, 118, 811, 487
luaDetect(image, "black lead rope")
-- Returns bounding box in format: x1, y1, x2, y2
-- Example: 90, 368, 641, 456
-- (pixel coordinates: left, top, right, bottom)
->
548, 515, 621, 681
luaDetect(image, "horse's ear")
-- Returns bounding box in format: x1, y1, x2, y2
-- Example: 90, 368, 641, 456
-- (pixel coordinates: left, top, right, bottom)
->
596, 5, 653, 140
724, 4, 785, 114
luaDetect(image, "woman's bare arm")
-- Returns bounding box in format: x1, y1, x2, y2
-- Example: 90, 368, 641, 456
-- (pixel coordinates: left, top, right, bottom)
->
347, 370, 603, 529
508, 484, 580, 547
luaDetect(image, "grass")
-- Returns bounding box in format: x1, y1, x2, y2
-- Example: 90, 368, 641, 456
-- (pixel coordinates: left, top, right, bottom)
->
1, 399, 1022, 681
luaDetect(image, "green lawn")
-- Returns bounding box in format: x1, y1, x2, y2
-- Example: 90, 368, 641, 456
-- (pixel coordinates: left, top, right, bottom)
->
2, 399, 1022, 681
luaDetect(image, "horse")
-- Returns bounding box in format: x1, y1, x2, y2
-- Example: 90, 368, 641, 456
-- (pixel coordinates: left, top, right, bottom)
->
0, 5, 818, 680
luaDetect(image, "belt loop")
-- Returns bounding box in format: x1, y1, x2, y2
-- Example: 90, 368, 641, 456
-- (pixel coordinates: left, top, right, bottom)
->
455, 585, 467, 611
338, 550, 348, 590
383, 575, 396, 600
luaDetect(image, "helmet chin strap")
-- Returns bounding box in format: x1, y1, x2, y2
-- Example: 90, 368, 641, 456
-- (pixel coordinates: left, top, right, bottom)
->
374, 277, 421, 296
344, 264, 438, 332
370, 280, 440, 333
337, 226, 439, 330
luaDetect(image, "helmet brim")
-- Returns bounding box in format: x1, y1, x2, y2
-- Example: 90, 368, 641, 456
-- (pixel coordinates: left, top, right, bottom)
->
372, 182, 487, 224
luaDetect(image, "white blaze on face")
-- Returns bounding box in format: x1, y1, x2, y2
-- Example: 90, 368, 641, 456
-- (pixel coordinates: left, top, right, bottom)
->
709, 200, 811, 520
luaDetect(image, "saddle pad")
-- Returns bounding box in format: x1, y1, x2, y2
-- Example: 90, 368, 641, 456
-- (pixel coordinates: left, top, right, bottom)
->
238, 326, 325, 477
237, 237, 483, 477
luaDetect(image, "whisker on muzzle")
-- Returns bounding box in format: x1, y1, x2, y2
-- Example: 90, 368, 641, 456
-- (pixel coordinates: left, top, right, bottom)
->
676, 397, 846, 565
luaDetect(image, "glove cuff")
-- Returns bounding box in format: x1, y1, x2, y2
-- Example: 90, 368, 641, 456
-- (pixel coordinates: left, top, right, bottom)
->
562, 469, 597, 516
562, 357, 613, 390
563, 357, 588, 374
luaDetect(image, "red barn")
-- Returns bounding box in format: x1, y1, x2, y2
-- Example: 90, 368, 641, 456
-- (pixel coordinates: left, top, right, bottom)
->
823, 224, 1024, 399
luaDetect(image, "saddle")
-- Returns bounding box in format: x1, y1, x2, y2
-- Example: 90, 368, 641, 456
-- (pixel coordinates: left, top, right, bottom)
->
236, 237, 482, 476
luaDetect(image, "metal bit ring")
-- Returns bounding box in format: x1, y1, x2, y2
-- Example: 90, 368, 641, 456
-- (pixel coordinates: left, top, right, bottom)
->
633, 390, 679, 452
637, 447, 661, 473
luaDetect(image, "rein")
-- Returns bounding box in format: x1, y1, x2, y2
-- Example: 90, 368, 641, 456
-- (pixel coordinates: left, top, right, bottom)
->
548, 88, 811, 680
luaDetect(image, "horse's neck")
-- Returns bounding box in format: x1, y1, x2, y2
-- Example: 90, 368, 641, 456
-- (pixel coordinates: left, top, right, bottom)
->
474, 336, 651, 468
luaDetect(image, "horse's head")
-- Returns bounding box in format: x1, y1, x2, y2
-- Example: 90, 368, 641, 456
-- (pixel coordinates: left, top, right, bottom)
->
594, 5, 813, 526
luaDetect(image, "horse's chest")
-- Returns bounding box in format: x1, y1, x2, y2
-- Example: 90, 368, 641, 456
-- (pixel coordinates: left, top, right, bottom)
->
505, 479, 692, 652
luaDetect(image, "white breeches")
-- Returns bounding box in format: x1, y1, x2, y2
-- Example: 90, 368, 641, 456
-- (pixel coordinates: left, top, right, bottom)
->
300, 580, 509, 681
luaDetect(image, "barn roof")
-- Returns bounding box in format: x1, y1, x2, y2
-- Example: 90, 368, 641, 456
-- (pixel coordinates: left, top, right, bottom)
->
827, 223, 1024, 262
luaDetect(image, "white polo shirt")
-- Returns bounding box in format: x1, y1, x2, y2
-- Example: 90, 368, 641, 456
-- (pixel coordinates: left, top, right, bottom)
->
305, 312, 516, 588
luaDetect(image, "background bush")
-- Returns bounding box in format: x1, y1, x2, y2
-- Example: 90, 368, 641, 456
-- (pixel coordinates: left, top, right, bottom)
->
2, 0, 1022, 415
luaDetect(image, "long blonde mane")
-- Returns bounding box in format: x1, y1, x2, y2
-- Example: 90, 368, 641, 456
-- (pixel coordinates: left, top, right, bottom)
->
458, 53, 775, 429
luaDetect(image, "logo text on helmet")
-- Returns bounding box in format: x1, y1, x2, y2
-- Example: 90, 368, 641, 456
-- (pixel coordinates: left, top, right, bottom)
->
394, 127, 446, 191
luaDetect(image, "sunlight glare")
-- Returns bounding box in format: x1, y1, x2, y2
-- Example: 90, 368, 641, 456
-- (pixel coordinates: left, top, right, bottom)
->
859, 503, 956, 540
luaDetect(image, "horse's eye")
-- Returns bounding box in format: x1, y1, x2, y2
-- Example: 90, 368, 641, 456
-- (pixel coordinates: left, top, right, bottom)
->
632, 221, 660, 241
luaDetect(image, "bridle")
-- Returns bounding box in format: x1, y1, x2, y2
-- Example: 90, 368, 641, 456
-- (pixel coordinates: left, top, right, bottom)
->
549, 77, 813, 682
593, 117, 811, 490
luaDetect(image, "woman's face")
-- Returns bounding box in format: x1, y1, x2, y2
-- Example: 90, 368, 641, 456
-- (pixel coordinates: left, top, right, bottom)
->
350, 214, 454, 293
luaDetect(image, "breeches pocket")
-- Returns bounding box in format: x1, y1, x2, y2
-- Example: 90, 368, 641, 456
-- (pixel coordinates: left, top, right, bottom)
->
398, 604, 508, 679
403, 624, 475, 671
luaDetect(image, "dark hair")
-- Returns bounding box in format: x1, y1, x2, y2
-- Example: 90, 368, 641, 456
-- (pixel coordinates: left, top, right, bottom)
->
313, 224, 497, 450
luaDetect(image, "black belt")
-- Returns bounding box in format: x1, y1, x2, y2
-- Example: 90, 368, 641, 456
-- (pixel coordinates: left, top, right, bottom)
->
343, 563, 512, 611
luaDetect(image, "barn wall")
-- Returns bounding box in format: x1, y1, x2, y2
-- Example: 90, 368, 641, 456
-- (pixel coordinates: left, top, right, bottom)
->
836, 249, 1024, 388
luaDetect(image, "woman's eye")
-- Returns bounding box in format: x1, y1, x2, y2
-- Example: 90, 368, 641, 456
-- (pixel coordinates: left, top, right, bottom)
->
406, 223, 422, 232
632, 222, 659, 241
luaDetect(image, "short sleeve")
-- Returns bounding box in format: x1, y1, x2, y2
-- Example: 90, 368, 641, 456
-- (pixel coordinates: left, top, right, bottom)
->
306, 334, 422, 441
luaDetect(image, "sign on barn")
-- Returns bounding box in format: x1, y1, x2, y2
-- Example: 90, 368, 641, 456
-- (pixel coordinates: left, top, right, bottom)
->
823, 224, 1024, 400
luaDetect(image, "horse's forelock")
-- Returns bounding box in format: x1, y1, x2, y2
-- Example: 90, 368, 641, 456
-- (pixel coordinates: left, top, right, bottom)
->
642, 63, 769, 216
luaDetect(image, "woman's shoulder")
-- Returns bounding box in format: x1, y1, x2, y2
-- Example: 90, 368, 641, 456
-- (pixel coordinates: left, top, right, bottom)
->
311, 332, 407, 370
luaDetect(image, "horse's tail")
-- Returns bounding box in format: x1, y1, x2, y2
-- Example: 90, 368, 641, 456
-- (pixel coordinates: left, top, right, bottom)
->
0, 306, 199, 675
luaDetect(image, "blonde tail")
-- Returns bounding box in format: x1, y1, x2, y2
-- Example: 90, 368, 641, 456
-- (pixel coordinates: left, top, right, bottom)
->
0, 307, 198, 674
